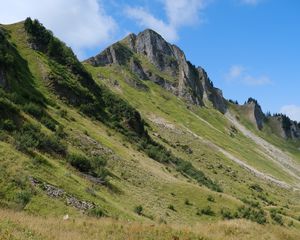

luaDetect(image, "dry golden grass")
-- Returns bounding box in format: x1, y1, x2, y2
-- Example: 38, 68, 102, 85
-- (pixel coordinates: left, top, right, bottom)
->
1, 209, 300, 240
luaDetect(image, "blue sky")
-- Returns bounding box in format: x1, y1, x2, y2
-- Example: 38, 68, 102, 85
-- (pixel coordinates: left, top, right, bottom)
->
1, 0, 300, 120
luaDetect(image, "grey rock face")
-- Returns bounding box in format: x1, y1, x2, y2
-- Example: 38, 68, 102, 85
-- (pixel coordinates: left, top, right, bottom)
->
87, 29, 227, 113
290, 121, 300, 139
243, 99, 265, 130
87, 43, 133, 66
198, 68, 227, 113
270, 115, 300, 140
130, 58, 148, 80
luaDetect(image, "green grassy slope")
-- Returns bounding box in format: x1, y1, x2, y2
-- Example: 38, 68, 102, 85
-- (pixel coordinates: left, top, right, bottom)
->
0, 20, 299, 239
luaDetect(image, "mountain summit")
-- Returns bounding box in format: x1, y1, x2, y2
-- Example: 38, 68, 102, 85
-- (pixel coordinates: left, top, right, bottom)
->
86, 29, 227, 113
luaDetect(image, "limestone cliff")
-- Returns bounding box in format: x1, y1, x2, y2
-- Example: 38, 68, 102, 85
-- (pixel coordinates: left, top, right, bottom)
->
86, 29, 227, 113
241, 98, 265, 130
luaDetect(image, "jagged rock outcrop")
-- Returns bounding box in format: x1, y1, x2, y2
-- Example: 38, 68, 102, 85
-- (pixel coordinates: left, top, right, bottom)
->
268, 115, 300, 140
241, 98, 265, 130
198, 67, 227, 113
86, 29, 227, 113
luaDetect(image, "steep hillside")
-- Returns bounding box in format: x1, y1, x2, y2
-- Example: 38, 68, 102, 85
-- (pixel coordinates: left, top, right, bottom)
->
0, 19, 300, 239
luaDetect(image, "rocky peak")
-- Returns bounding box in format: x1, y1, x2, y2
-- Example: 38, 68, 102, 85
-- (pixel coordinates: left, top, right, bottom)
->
242, 98, 265, 130
270, 114, 300, 140
85, 29, 227, 113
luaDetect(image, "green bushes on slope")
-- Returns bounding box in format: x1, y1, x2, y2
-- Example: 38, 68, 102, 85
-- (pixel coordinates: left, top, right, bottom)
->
138, 138, 222, 192
67, 154, 108, 182
14, 122, 67, 156
23, 18, 221, 192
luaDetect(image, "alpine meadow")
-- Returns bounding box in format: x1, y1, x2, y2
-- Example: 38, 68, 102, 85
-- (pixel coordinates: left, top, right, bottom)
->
0, 4, 300, 239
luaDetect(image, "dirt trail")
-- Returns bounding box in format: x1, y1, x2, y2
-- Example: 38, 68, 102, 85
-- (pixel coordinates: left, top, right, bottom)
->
189, 111, 223, 134
225, 112, 300, 183
181, 125, 293, 189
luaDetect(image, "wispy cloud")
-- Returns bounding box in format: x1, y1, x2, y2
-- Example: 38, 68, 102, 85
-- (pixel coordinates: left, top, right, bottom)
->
0, 0, 117, 59
280, 105, 300, 122
226, 65, 246, 79
225, 65, 272, 86
124, 7, 178, 41
125, 0, 207, 42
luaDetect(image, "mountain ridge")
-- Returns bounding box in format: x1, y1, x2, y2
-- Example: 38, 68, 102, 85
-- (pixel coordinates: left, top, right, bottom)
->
0, 19, 300, 238
86, 28, 300, 140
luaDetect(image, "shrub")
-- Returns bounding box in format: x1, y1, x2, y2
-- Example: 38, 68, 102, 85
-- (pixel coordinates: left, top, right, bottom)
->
14, 123, 66, 155
55, 125, 66, 138
220, 208, 235, 219
270, 209, 284, 225
200, 206, 215, 216
67, 154, 109, 182
168, 204, 176, 211
41, 116, 56, 131
59, 109, 68, 118
14, 130, 39, 151
250, 183, 263, 192
0, 97, 20, 121
32, 155, 48, 165
240, 198, 260, 208
1, 119, 16, 131
237, 206, 266, 224
23, 102, 44, 119
207, 195, 215, 202
16, 191, 32, 206
67, 154, 92, 173
39, 134, 67, 155
134, 205, 143, 215
288, 221, 294, 227
88, 207, 106, 218
185, 199, 192, 206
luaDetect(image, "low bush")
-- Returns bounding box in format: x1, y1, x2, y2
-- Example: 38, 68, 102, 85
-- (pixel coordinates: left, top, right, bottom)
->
23, 102, 44, 119
41, 116, 56, 131
185, 199, 192, 206
67, 154, 92, 173
1, 119, 16, 131
168, 204, 176, 211
32, 154, 49, 166
39, 134, 67, 155
199, 206, 215, 216
14, 123, 66, 155
15, 191, 32, 207
220, 208, 236, 219
207, 195, 215, 202
67, 154, 108, 181
237, 206, 266, 224
14, 129, 39, 151
88, 207, 106, 218
134, 205, 143, 215
270, 209, 284, 225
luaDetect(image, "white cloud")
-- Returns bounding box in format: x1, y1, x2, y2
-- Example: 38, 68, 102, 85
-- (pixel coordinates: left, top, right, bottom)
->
125, 0, 207, 42
226, 65, 246, 79
225, 64, 271, 86
0, 0, 117, 59
124, 7, 178, 41
164, 0, 205, 27
280, 105, 300, 122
